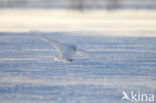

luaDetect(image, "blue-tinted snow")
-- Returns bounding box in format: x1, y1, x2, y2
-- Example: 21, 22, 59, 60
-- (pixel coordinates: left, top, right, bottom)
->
0, 32, 156, 103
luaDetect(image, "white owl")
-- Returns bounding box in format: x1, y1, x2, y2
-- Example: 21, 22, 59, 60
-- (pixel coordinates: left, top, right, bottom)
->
40, 36, 94, 63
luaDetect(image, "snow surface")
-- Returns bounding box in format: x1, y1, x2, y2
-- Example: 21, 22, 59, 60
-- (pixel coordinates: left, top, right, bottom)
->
0, 32, 156, 103
0, 9, 156, 37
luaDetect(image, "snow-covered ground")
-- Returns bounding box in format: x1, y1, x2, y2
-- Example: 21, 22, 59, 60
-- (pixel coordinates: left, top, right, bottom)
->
0, 9, 156, 37
0, 32, 156, 103
0, 9, 156, 103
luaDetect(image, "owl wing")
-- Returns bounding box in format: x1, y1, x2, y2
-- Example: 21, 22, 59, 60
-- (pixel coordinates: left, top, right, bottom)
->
77, 49, 95, 60
40, 36, 67, 56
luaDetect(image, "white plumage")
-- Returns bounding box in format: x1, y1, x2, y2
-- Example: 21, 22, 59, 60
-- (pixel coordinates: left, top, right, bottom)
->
40, 36, 94, 63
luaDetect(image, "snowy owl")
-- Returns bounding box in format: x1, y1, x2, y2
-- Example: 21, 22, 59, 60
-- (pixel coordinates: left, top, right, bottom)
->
40, 36, 94, 63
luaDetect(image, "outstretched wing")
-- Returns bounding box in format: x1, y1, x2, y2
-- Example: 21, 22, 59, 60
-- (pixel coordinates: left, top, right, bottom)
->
40, 36, 67, 56
77, 49, 95, 60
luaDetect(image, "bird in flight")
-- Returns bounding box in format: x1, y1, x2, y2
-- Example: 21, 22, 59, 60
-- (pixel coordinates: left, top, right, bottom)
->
40, 36, 94, 63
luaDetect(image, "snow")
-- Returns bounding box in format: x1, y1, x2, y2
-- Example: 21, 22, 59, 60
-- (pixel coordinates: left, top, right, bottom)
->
0, 32, 156, 103
0, 9, 156, 37
0, 8, 156, 103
